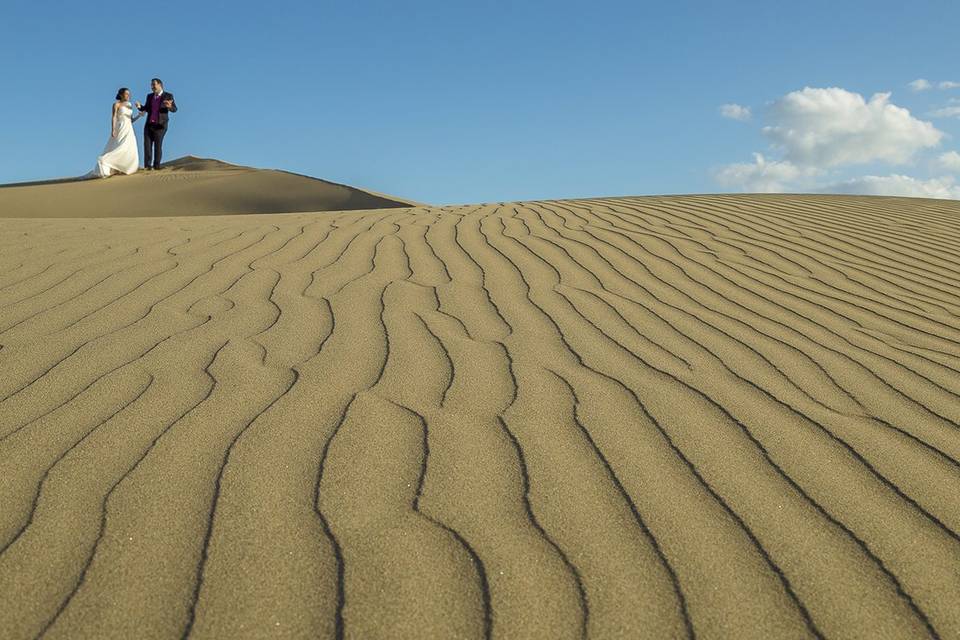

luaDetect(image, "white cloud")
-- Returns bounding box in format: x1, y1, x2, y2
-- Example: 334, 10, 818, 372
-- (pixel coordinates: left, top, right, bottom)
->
712, 153, 819, 192
935, 151, 960, 173
939, 80, 960, 89
817, 174, 960, 199
929, 106, 960, 118
909, 78, 932, 91
711, 85, 956, 199
719, 103, 752, 121
761, 87, 944, 168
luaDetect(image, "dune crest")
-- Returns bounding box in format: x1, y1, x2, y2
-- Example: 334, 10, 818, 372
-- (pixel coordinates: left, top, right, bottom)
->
1, 193, 959, 639
0, 156, 419, 218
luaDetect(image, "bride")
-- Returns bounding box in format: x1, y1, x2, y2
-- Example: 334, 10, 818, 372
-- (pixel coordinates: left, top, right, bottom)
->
89, 88, 143, 178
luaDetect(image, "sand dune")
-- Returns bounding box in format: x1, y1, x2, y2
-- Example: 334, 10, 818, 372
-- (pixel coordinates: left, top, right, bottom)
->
1, 190, 959, 639
0, 156, 418, 219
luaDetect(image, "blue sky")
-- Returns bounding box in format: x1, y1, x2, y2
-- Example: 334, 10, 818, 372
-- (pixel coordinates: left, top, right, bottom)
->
2, 0, 958, 203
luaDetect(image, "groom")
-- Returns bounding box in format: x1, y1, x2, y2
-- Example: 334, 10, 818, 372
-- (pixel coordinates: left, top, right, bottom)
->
137, 78, 178, 170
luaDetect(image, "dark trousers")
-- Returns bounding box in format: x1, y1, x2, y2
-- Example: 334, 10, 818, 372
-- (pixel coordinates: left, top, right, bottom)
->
144, 123, 167, 169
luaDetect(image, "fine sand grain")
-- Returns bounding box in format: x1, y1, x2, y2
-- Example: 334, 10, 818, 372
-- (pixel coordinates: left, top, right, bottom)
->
1, 188, 959, 639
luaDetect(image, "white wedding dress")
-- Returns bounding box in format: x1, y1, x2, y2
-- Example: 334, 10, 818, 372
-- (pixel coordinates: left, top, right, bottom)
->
90, 102, 140, 178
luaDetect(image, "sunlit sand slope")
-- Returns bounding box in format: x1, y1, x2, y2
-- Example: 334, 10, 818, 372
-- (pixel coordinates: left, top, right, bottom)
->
0, 156, 418, 218
0, 193, 959, 639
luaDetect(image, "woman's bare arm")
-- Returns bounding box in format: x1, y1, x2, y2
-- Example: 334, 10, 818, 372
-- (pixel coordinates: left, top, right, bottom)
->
111, 102, 120, 138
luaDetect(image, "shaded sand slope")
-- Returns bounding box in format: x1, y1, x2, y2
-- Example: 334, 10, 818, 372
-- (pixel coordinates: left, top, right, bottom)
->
0, 156, 419, 218
1, 193, 960, 639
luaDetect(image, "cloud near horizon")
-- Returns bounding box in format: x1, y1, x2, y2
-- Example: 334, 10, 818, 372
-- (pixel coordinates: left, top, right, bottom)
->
816, 174, 960, 199
714, 86, 956, 199
711, 153, 818, 193
761, 87, 942, 167
936, 151, 960, 173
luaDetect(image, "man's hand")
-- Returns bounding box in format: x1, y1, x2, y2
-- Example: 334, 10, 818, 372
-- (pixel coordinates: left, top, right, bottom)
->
162, 99, 173, 108
135, 101, 142, 109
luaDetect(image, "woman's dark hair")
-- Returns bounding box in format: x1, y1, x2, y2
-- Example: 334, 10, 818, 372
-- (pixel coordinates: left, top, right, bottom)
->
115, 87, 129, 101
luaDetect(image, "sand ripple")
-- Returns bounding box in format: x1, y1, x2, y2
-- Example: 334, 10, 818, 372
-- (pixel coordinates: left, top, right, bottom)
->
1, 194, 959, 639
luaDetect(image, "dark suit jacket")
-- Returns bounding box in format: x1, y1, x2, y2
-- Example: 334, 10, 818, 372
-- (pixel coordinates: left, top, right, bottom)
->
138, 91, 178, 127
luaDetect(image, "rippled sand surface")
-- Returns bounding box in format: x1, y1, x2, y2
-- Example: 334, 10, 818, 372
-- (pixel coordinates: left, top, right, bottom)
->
1, 193, 959, 639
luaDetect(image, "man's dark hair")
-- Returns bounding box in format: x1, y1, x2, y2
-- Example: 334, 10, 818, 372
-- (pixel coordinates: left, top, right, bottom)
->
151, 78, 163, 87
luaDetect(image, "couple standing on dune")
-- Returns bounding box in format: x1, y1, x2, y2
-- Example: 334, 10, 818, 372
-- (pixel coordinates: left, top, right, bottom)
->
89, 78, 178, 178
